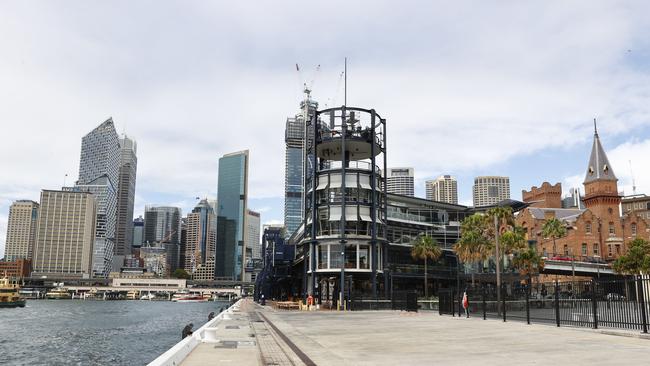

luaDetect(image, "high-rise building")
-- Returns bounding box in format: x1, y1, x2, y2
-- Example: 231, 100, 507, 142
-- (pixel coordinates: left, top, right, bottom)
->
183, 199, 217, 274
246, 209, 261, 259
215, 150, 249, 281
425, 175, 458, 204
386, 168, 415, 196
472, 176, 510, 207
562, 188, 583, 209
284, 99, 318, 238
622, 194, 650, 220
132, 216, 144, 249
3, 200, 39, 261
73, 118, 121, 278
115, 135, 137, 256
32, 190, 97, 278
143, 206, 182, 274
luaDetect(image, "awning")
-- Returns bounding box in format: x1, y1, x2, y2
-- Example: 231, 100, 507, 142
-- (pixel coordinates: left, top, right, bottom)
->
329, 206, 342, 221
329, 173, 342, 188
359, 206, 372, 222
359, 175, 372, 190
316, 176, 329, 190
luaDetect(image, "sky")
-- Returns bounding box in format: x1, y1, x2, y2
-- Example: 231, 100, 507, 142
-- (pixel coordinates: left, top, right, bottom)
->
2, 1, 650, 256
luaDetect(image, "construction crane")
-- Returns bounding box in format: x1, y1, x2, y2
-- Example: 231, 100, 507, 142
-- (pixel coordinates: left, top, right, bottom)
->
629, 160, 637, 195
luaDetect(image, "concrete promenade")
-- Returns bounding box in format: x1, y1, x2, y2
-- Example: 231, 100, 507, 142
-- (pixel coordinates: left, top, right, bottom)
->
179, 299, 650, 365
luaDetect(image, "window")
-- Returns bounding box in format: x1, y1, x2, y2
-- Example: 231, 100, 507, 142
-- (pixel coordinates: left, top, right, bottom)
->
581, 243, 587, 256
593, 243, 599, 256
585, 222, 592, 234
563, 245, 569, 256
542, 248, 547, 257
609, 222, 615, 235
631, 223, 637, 236
615, 245, 621, 255
608, 245, 612, 257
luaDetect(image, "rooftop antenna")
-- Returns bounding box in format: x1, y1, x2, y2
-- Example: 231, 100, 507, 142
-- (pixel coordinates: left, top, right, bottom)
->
63, 173, 68, 187
593, 118, 598, 135
629, 160, 637, 195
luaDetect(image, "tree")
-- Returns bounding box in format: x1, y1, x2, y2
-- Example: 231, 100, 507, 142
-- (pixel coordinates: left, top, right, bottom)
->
512, 247, 545, 278
173, 268, 191, 279
454, 214, 492, 286
613, 238, 650, 275
542, 217, 567, 256
411, 235, 442, 298
500, 226, 528, 256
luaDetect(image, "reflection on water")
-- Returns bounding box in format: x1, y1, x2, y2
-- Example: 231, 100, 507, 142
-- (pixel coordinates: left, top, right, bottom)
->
0, 300, 229, 366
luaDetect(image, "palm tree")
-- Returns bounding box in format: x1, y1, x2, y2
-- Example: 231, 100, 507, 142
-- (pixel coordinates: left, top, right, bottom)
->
500, 226, 528, 256
411, 235, 442, 298
512, 247, 545, 278
542, 218, 567, 256
454, 214, 492, 286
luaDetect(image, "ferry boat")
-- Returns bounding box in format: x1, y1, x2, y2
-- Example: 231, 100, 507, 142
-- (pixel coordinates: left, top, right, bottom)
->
0, 275, 26, 308
171, 290, 209, 303
19, 288, 45, 299
126, 290, 140, 300
46, 287, 72, 300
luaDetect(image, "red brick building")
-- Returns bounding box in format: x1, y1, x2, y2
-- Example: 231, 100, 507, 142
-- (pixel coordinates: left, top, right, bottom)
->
0, 258, 32, 279
516, 126, 650, 261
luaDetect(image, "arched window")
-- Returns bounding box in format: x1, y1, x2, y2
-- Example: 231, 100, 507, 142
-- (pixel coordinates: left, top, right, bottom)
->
609, 222, 615, 235
631, 223, 637, 236
585, 222, 592, 234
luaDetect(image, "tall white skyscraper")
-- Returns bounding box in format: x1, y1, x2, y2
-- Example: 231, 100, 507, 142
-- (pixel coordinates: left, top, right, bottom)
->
115, 135, 137, 256
426, 175, 458, 204
72, 118, 121, 278
3, 200, 39, 261
245, 209, 261, 259
386, 167, 415, 196
472, 176, 511, 207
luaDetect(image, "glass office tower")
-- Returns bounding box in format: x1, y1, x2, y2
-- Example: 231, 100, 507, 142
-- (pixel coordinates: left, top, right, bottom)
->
215, 150, 249, 281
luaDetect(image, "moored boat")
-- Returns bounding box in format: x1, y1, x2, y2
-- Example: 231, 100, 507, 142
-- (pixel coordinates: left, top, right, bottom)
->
46, 287, 72, 300
0, 275, 26, 308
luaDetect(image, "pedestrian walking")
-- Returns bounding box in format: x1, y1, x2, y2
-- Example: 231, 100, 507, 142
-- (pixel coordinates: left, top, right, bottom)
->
462, 291, 470, 318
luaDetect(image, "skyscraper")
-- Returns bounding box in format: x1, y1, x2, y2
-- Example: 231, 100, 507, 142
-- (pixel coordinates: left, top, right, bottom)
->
472, 176, 510, 207
386, 167, 415, 196
132, 216, 144, 249
426, 175, 458, 204
3, 200, 39, 261
245, 209, 261, 259
32, 190, 96, 278
184, 199, 217, 274
143, 205, 182, 274
115, 135, 137, 256
284, 99, 318, 238
215, 150, 249, 281
73, 118, 121, 278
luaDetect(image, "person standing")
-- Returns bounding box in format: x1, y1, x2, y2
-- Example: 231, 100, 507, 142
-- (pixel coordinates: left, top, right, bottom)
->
462, 291, 470, 318
182, 323, 194, 339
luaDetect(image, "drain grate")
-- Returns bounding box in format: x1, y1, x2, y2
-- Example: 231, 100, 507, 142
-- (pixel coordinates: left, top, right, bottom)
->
213, 340, 257, 349
225, 325, 240, 329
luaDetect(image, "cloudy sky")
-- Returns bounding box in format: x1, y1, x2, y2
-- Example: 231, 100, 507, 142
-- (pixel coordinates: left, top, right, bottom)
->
2, 1, 650, 256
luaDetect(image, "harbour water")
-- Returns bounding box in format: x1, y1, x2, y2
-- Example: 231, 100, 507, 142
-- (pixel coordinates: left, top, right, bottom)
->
0, 299, 230, 366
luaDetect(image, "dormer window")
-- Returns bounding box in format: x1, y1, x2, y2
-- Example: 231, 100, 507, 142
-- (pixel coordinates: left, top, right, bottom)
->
588, 166, 594, 175
603, 164, 609, 175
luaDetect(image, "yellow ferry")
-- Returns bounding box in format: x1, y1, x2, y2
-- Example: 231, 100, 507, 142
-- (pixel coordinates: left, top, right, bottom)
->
0, 275, 26, 308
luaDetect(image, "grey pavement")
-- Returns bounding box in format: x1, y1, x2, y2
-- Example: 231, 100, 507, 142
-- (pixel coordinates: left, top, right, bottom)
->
263, 309, 650, 366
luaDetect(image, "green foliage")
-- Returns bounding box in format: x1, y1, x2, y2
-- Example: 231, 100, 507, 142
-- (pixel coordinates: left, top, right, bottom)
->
512, 247, 545, 277
172, 268, 191, 279
411, 235, 442, 262
613, 238, 650, 275
541, 217, 567, 240
500, 226, 528, 255
454, 213, 492, 265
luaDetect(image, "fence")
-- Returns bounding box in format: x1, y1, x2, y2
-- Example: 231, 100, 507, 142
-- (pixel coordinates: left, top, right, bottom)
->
438, 276, 650, 333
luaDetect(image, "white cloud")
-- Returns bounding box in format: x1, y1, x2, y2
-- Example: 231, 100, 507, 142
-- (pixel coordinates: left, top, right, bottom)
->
609, 139, 650, 197
2, 1, 650, 254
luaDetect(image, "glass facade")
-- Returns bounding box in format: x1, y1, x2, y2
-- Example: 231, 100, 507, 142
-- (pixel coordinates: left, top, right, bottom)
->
216, 150, 249, 281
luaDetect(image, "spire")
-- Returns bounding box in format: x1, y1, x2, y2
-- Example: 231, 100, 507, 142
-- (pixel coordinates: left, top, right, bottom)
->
584, 121, 616, 183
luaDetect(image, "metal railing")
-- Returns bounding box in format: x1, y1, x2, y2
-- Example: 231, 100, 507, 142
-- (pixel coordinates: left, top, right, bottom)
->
438, 276, 650, 333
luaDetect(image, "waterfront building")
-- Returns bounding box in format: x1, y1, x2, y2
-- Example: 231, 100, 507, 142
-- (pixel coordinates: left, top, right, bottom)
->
472, 176, 510, 207
622, 194, 650, 221
284, 99, 319, 238
115, 135, 138, 256
3, 200, 39, 261
183, 199, 217, 274
139, 246, 167, 277
515, 124, 650, 260
386, 167, 415, 197
192, 259, 215, 281
246, 209, 261, 259
32, 190, 97, 278
215, 150, 249, 281
0, 259, 32, 279
132, 216, 144, 249
425, 175, 458, 204
73, 118, 121, 278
